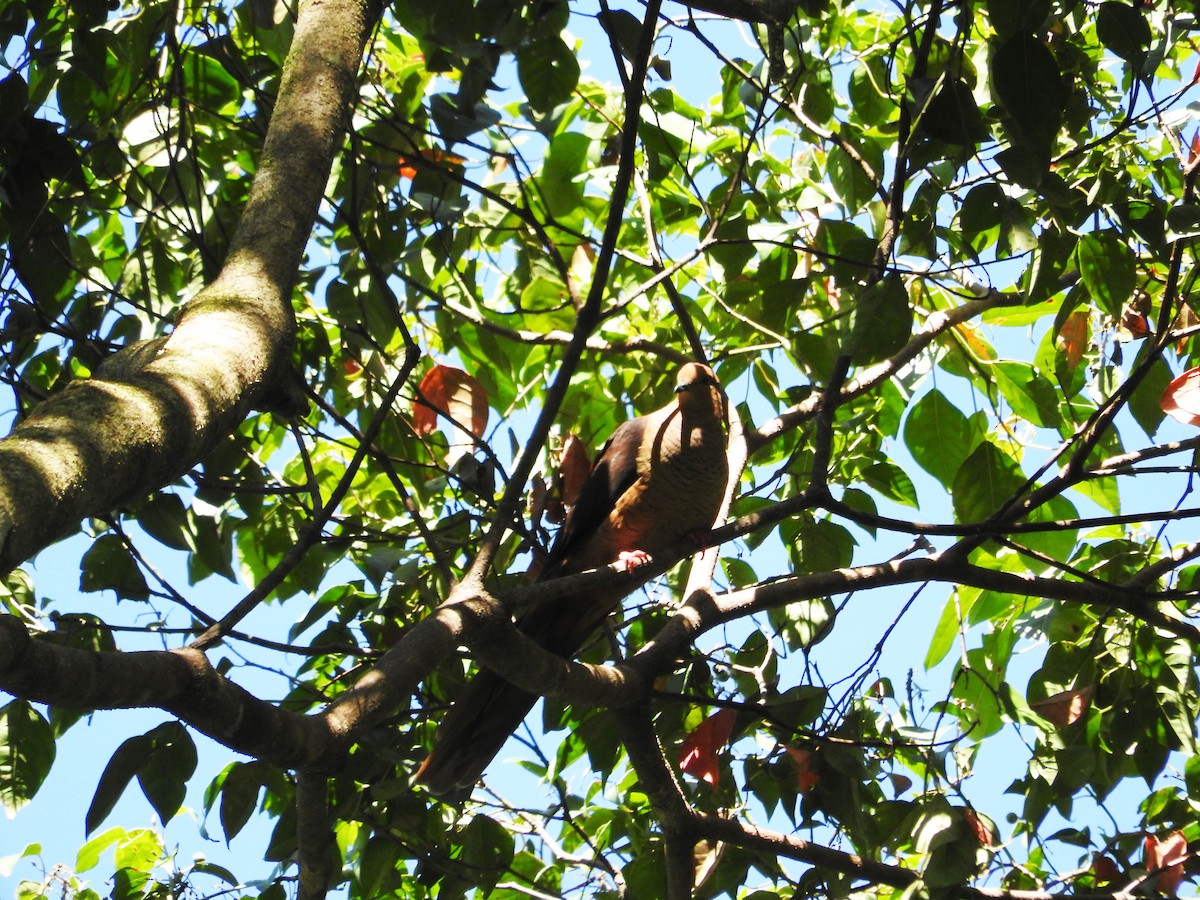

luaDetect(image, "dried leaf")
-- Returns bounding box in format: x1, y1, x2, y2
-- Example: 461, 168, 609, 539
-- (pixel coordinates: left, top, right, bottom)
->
1161, 366, 1200, 426
414, 364, 489, 439
559, 434, 592, 507
1145, 831, 1188, 896
1092, 854, 1121, 884
567, 243, 596, 303
398, 147, 467, 179
784, 746, 820, 793
692, 838, 725, 892
528, 473, 549, 528
1055, 310, 1089, 370
679, 709, 736, 788
963, 807, 995, 848
1030, 685, 1094, 727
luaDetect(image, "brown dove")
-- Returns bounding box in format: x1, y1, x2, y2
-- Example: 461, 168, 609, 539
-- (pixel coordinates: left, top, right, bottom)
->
415, 362, 729, 794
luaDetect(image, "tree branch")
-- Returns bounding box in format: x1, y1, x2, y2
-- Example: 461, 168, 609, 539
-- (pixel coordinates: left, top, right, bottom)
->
0, 0, 379, 574
0, 615, 339, 770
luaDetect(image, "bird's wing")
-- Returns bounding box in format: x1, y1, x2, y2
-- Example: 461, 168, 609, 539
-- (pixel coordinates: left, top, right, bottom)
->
538, 413, 651, 579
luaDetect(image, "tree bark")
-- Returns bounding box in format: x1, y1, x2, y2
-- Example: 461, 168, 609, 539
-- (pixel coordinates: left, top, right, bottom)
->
0, 0, 380, 575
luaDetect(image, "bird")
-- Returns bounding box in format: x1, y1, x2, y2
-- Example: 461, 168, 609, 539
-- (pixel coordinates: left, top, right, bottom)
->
414, 362, 729, 795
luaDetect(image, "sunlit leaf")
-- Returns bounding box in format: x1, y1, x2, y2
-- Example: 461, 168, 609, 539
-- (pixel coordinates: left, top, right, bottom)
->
1161, 366, 1200, 426
1145, 831, 1187, 896
0, 701, 55, 816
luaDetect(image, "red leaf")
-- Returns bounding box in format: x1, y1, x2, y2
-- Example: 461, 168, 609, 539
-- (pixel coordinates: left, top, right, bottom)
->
678, 709, 736, 788
1055, 310, 1088, 370
1092, 854, 1121, 884
1145, 831, 1188, 896
1121, 305, 1150, 338
528, 473, 549, 526
558, 434, 592, 507
1162, 366, 1200, 426
784, 746, 820, 793
1030, 685, 1094, 727
963, 807, 994, 848
413, 364, 489, 439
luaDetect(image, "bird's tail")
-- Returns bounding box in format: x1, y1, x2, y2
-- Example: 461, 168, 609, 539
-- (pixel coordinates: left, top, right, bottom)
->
413, 669, 539, 795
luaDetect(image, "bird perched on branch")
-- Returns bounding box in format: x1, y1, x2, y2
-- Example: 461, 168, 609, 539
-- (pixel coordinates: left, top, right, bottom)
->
415, 362, 730, 794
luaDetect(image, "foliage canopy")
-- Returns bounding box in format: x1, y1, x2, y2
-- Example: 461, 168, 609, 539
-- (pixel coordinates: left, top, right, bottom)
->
2, 0, 1200, 897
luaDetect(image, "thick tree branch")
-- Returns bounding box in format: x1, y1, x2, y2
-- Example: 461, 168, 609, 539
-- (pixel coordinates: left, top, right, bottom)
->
0, 615, 339, 770
0, 0, 378, 574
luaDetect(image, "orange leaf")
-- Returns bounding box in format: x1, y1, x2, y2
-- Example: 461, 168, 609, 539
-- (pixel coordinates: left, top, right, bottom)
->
1055, 310, 1088, 371
413, 364, 489, 439
558, 434, 592, 507
1162, 366, 1200, 426
784, 746, 820, 793
679, 709, 736, 788
397, 147, 466, 179
1030, 685, 1094, 727
1146, 831, 1188, 896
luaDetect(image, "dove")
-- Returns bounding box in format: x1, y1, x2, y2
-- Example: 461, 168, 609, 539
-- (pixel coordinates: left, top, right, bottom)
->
415, 362, 729, 794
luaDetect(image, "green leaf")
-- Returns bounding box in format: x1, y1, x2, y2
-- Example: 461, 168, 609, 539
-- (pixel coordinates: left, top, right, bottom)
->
1016, 495, 1079, 569
1075, 230, 1135, 317
769, 596, 836, 650
1096, 2, 1150, 66
1166, 203, 1200, 242
987, 0, 1051, 38
848, 57, 892, 126
0, 700, 55, 815
905, 388, 983, 485
926, 588, 976, 669
461, 813, 515, 894
79, 534, 150, 600
793, 519, 856, 574
429, 93, 501, 146
75, 827, 126, 874
916, 77, 987, 146
952, 442, 1025, 523
992, 360, 1062, 427
848, 274, 913, 365
136, 722, 197, 825
136, 493, 190, 551
1128, 343, 1172, 437
518, 36, 580, 112
828, 144, 875, 212
88, 735, 153, 835
991, 34, 1066, 142
597, 9, 644, 63
861, 460, 919, 507
540, 131, 591, 218
219, 762, 265, 842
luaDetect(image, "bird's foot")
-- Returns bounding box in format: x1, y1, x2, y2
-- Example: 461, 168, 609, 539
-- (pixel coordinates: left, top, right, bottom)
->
614, 550, 651, 572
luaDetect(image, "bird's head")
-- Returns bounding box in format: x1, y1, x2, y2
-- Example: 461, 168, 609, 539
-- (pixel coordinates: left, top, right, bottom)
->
674, 362, 726, 422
